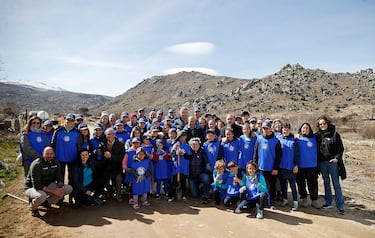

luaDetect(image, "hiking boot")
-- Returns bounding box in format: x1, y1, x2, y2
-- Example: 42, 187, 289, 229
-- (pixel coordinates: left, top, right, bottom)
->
280, 198, 289, 207
292, 201, 298, 211
155, 194, 160, 199
311, 200, 320, 209
302, 198, 308, 208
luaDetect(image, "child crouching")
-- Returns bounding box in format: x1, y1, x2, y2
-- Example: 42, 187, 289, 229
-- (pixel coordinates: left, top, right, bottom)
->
235, 162, 269, 219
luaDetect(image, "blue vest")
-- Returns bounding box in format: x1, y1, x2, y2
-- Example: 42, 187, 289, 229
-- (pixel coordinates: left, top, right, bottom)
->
257, 135, 279, 171
226, 171, 244, 196
297, 135, 318, 168
124, 149, 137, 183
90, 137, 104, 161
173, 142, 191, 176
55, 129, 79, 163
222, 139, 240, 165
203, 140, 220, 169
279, 136, 295, 170
26, 131, 48, 165
238, 135, 257, 170
115, 132, 129, 144
132, 159, 151, 195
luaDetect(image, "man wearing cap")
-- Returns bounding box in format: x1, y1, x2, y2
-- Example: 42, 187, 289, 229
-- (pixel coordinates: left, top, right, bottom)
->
253, 120, 282, 208
168, 108, 178, 123
120, 112, 132, 133
138, 108, 147, 122
193, 106, 202, 120
52, 113, 81, 205
75, 114, 84, 128
99, 128, 125, 202
114, 120, 130, 144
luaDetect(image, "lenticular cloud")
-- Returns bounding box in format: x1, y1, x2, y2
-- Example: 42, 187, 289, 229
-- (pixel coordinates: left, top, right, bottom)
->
165, 42, 215, 56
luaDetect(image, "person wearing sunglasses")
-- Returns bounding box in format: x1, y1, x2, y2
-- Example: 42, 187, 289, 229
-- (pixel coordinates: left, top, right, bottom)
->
315, 115, 345, 215
20, 116, 50, 176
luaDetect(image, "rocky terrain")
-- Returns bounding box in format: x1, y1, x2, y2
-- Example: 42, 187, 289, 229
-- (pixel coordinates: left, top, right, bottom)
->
98, 64, 375, 120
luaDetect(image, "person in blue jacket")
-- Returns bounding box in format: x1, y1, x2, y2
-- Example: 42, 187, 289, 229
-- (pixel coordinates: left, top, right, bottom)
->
277, 122, 299, 211
235, 162, 269, 219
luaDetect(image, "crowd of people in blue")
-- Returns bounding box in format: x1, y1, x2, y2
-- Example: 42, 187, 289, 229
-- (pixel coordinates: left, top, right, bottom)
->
21, 106, 346, 219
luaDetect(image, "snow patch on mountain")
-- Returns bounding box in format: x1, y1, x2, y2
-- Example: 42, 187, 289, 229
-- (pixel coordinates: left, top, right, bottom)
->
0, 80, 65, 91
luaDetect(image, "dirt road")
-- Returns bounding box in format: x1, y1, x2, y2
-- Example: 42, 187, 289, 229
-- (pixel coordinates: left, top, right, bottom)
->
1, 191, 374, 238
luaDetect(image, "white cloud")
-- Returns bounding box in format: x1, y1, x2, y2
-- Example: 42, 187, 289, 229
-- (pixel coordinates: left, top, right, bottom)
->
163, 67, 219, 75
165, 42, 215, 56
54, 56, 131, 70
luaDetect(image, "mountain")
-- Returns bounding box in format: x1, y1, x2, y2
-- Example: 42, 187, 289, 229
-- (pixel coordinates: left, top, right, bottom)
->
98, 64, 375, 119
0, 80, 112, 115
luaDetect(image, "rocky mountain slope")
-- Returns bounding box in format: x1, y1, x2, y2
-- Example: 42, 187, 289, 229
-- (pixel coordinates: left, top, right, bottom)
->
0, 82, 112, 115
99, 64, 374, 119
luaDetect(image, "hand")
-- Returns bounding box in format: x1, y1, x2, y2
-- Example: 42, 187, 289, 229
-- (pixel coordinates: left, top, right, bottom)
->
271, 169, 278, 176
329, 158, 338, 163
239, 186, 247, 193
252, 176, 258, 185
54, 188, 65, 197
86, 190, 94, 196
206, 164, 212, 173
293, 165, 298, 174
104, 151, 111, 159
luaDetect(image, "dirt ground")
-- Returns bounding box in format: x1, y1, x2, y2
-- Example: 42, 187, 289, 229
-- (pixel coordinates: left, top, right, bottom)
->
1, 133, 374, 238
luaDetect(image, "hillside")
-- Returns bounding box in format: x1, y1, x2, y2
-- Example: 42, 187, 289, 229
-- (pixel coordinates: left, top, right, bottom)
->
0, 82, 112, 115
99, 64, 374, 119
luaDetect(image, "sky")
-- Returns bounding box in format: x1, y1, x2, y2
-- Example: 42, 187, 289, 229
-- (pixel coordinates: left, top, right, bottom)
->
0, 0, 374, 96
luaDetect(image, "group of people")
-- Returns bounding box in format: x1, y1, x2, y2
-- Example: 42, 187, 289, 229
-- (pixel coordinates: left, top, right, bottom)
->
21, 107, 346, 219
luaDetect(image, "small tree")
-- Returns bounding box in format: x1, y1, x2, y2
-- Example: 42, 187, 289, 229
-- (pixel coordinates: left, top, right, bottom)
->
79, 107, 89, 115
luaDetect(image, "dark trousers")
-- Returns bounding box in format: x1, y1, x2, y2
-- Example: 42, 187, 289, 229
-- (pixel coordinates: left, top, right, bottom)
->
168, 174, 187, 199
260, 170, 277, 206
296, 168, 319, 200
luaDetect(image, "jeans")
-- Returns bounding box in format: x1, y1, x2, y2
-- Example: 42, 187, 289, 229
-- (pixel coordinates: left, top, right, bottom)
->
320, 161, 344, 210
188, 173, 210, 198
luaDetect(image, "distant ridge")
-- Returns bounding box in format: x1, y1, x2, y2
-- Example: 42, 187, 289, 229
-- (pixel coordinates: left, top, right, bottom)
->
97, 64, 374, 118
